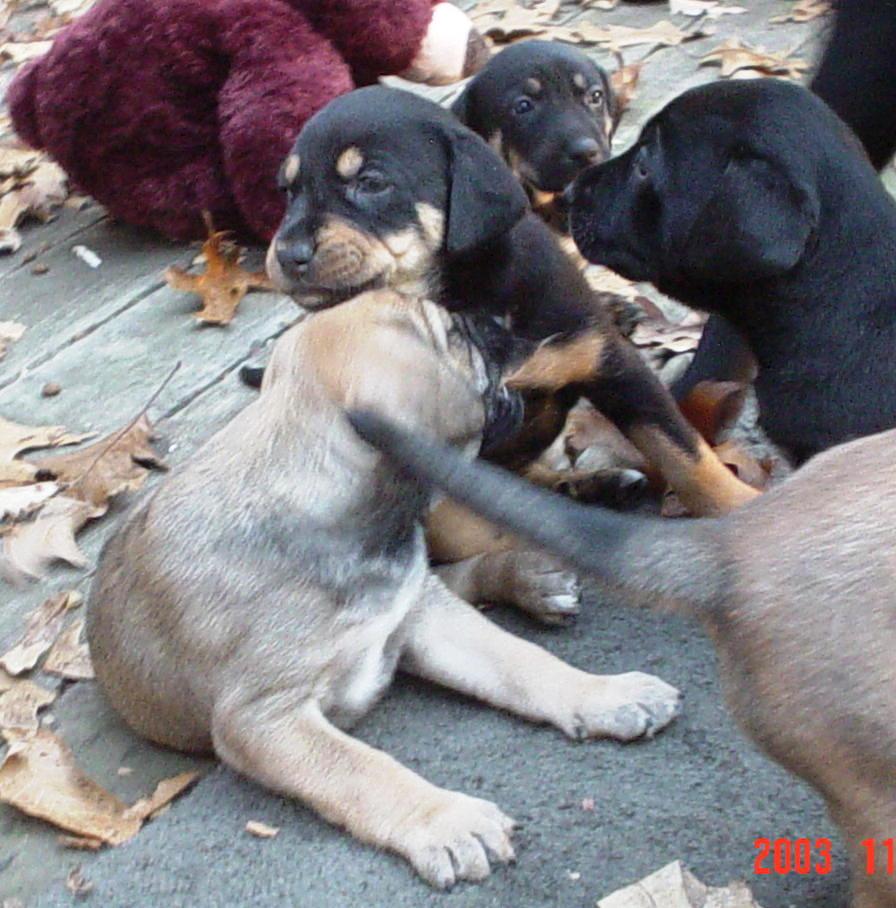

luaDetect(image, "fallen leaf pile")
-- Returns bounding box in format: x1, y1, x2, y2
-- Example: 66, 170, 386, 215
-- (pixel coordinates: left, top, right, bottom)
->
0, 145, 68, 254
165, 218, 273, 325
0, 585, 199, 850
0, 414, 165, 583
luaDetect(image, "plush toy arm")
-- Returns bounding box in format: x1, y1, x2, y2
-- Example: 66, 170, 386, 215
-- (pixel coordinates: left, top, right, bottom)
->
297, 0, 488, 85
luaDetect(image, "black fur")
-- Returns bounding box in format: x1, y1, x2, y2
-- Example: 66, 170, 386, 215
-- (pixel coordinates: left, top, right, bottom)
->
673, 0, 896, 401
267, 86, 709, 475
568, 78, 896, 464
452, 40, 616, 196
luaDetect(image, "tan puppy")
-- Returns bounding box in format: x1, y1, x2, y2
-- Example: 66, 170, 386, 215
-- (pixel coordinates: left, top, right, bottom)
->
87, 290, 681, 889
351, 411, 896, 908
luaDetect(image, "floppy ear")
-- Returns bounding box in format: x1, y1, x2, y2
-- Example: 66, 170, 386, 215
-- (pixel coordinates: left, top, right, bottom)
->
682, 153, 818, 282
449, 83, 476, 127
444, 128, 528, 257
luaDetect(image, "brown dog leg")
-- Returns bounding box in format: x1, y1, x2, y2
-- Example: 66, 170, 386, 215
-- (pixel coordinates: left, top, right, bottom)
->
507, 330, 759, 516
434, 549, 580, 625
402, 575, 681, 739
211, 697, 515, 889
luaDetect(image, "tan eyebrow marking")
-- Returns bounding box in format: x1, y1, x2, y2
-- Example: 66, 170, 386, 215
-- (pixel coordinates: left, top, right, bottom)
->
336, 146, 364, 179
573, 72, 587, 90
524, 78, 542, 95
283, 154, 300, 184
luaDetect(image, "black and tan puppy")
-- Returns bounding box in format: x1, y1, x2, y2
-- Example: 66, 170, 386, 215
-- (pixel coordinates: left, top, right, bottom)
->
451, 40, 616, 231
265, 85, 755, 543
88, 290, 681, 889
549, 78, 896, 465
350, 410, 896, 908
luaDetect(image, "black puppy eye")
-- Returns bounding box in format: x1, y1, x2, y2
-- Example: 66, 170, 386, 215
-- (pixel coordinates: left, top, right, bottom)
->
587, 88, 604, 106
355, 173, 390, 194
512, 97, 534, 115
634, 147, 650, 180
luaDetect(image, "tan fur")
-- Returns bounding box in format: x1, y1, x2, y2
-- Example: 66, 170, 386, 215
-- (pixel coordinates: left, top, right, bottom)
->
507, 331, 605, 391
628, 427, 759, 516
283, 153, 300, 184
525, 77, 542, 95
336, 146, 364, 179
88, 290, 681, 888
573, 72, 587, 90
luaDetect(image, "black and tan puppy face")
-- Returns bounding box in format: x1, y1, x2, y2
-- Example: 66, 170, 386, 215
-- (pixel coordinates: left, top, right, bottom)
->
453, 40, 616, 195
566, 80, 833, 291
268, 86, 528, 309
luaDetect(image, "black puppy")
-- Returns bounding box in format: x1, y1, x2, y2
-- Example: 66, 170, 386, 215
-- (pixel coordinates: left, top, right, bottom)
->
265, 85, 755, 517
550, 78, 896, 465
452, 40, 616, 228
673, 0, 896, 401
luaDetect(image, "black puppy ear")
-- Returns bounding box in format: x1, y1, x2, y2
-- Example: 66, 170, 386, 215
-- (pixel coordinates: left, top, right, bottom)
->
682, 153, 818, 281
445, 128, 528, 256
450, 84, 475, 127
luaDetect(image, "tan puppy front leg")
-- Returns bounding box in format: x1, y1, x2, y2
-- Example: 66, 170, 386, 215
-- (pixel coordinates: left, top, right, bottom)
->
402, 576, 681, 741
435, 550, 580, 625
212, 699, 515, 889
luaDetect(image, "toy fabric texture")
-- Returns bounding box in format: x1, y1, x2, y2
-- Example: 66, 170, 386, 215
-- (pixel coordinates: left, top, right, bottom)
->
7, 0, 487, 241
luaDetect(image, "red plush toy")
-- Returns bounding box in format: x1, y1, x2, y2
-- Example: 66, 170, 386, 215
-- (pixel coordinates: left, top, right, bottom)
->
7, 0, 488, 241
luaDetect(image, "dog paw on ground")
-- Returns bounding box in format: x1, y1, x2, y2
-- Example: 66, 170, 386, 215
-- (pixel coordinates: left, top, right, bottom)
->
561, 671, 682, 741
500, 551, 581, 625
397, 791, 516, 889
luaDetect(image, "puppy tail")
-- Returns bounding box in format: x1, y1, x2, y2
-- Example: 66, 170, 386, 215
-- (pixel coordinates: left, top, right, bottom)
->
349, 409, 725, 618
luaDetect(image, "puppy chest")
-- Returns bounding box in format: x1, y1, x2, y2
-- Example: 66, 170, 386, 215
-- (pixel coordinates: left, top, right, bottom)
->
325, 578, 421, 726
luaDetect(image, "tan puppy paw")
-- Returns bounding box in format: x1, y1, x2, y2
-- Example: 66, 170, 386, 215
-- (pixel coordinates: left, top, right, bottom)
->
497, 550, 581, 625
395, 790, 515, 889
559, 672, 682, 742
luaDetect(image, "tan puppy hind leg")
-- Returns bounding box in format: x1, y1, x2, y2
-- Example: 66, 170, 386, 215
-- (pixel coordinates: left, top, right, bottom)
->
428, 500, 582, 625
434, 549, 580, 625
401, 575, 681, 741
212, 699, 515, 889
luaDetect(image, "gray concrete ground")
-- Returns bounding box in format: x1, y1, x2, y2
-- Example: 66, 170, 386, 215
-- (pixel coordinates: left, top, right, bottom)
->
0, 1, 859, 906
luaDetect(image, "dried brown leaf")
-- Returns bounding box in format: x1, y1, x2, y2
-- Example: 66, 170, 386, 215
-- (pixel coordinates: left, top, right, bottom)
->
599, 860, 763, 906
0, 678, 55, 734
1, 496, 102, 584
0, 482, 59, 521
678, 380, 748, 446
699, 39, 808, 79
33, 414, 166, 511
585, 265, 640, 302
552, 20, 700, 49
0, 159, 67, 253
43, 619, 94, 680
0, 729, 141, 844
0, 146, 40, 180
0, 40, 53, 66
246, 820, 281, 839
770, 0, 831, 24
670, 0, 746, 17
630, 318, 703, 353
610, 61, 642, 115
0, 416, 93, 484
0, 589, 82, 675
166, 224, 272, 325
124, 771, 201, 822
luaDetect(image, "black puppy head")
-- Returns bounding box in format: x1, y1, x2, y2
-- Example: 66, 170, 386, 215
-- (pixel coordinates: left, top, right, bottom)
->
267, 86, 527, 309
568, 80, 826, 293
453, 40, 616, 195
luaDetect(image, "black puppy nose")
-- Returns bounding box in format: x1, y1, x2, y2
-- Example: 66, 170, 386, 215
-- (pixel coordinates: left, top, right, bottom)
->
567, 136, 602, 165
279, 239, 315, 274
